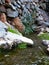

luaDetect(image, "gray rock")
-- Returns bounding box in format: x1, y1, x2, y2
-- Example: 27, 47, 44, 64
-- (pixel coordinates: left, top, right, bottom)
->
25, 3, 30, 10
7, 8, 18, 18
0, 0, 5, 4
47, 47, 49, 51
1, 43, 11, 49
0, 0, 2, 4
42, 40, 49, 46
36, 15, 43, 20
4, 2, 19, 18
46, 27, 49, 32
43, 22, 49, 26
0, 0, 6, 13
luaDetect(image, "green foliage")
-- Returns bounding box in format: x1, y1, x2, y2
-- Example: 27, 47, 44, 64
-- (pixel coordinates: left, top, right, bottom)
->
25, 27, 33, 35
8, 27, 22, 35
38, 33, 49, 40
18, 43, 27, 49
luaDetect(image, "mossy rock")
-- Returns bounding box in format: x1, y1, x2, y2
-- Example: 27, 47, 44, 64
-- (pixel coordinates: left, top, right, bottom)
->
8, 27, 27, 49
8, 27, 22, 35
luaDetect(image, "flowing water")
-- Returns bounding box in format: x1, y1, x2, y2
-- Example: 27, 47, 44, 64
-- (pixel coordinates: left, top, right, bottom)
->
0, 33, 49, 65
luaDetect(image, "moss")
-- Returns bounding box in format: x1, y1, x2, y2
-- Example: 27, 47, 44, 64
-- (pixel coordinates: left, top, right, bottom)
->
8, 27, 22, 35
38, 33, 49, 40
18, 43, 27, 49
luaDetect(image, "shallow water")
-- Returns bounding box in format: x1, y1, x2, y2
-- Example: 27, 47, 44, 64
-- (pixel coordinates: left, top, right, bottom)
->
0, 33, 49, 65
